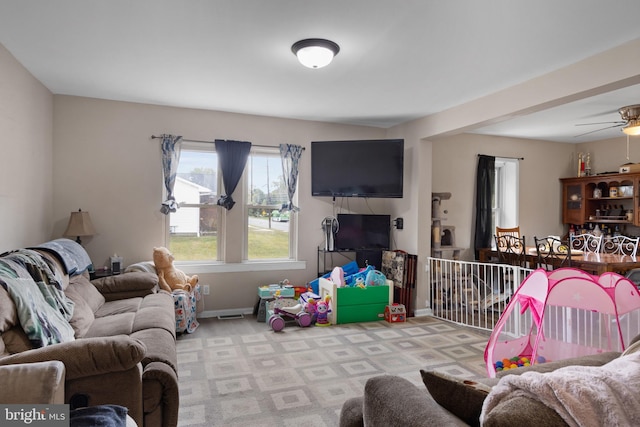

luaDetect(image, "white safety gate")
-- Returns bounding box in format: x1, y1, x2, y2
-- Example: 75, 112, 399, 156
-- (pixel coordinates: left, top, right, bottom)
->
427, 257, 532, 331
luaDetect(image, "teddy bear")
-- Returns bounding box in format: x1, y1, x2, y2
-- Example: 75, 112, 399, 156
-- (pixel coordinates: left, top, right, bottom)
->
152, 246, 199, 293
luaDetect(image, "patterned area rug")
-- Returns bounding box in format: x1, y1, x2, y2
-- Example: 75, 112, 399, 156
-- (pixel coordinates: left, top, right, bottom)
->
176, 315, 490, 426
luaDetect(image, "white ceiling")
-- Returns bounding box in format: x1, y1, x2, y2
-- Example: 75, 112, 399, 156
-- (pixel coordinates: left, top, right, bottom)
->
1, 0, 640, 143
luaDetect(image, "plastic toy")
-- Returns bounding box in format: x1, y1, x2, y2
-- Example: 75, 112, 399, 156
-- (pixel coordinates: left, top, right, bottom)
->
304, 297, 318, 324
493, 356, 539, 372
267, 299, 312, 332
315, 295, 331, 326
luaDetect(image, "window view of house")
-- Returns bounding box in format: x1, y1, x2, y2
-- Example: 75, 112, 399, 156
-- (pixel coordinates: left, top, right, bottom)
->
169, 145, 220, 261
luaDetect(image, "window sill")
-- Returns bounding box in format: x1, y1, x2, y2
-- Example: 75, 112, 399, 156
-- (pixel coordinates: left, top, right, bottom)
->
174, 260, 306, 274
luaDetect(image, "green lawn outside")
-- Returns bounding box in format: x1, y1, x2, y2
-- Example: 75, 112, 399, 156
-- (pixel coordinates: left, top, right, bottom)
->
169, 226, 289, 260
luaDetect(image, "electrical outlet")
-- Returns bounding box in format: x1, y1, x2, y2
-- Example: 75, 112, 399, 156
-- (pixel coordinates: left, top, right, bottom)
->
395, 217, 404, 230
203, 285, 210, 295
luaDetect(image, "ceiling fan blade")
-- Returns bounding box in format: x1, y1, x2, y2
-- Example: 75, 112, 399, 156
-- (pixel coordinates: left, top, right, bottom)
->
574, 123, 625, 137
575, 121, 626, 126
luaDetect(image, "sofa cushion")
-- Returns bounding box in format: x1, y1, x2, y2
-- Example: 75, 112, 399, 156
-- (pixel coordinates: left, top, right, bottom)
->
132, 294, 176, 337
64, 285, 95, 338
85, 313, 136, 338
420, 370, 492, 427
95, 298, 142, 317
68, 275, 105, 313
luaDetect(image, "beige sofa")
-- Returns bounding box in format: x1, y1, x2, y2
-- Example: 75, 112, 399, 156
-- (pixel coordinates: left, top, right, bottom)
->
0, 241, 178, 427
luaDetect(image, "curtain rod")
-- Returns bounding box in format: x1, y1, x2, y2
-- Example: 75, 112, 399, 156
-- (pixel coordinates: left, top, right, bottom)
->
478, 154, 524, 160
150, 135, 304, 150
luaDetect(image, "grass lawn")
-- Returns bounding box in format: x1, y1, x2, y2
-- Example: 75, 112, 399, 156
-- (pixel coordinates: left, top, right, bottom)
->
170, 226, 289, 260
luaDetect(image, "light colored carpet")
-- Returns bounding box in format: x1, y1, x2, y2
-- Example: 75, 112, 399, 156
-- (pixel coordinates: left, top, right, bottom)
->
176, 315, 490, 426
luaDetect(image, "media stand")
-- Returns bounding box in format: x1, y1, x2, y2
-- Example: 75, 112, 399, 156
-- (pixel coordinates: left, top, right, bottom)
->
317, 247, 385, 277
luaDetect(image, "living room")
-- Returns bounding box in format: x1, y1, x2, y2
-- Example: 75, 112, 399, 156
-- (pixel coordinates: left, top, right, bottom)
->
3, 2, 640, 424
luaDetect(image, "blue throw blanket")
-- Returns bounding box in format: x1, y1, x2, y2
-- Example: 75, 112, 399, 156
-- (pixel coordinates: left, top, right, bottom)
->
32, 238, 93, 276
70, 405, 128, 427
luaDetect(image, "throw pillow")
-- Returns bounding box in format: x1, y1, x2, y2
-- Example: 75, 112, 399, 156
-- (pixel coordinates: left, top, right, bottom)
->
420, 369, 491, 427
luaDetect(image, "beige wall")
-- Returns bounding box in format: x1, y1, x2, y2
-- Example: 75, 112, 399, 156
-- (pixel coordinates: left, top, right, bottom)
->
0, 44, 53, 252
52, 96, 398, 312
431, 133, 576, 261
577, 135, 640, 174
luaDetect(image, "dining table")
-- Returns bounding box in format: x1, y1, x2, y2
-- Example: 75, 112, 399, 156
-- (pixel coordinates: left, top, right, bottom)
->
478, 246, 640, 275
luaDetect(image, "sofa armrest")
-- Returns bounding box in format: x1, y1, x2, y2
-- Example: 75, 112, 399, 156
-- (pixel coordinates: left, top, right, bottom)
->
0, 361, 65, 404
92, 272, 159, 301
362, 375, 468, 427
0, 336, 146, 380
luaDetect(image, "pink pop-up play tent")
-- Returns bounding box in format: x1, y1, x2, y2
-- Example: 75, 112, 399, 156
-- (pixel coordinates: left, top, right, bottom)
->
485, 267, 640, 377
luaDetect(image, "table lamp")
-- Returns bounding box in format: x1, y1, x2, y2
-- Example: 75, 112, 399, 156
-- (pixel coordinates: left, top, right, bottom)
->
64, 209, 96, 245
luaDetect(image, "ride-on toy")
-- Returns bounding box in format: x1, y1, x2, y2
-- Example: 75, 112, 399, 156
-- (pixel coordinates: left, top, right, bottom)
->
267, 298, 312, 332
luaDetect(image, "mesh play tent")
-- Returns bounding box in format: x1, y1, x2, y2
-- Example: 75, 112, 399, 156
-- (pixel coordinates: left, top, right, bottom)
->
485, 267, 640, 377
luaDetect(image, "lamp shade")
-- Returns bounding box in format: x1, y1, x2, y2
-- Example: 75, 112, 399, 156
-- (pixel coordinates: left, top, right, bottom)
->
291, 38, 340, 69
64, 209, 96, 244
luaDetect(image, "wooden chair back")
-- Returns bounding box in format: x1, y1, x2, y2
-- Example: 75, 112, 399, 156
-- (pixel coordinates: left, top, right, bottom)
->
494, 234, 527, 268
496, 226, 520, 238
534, 236, 571, 271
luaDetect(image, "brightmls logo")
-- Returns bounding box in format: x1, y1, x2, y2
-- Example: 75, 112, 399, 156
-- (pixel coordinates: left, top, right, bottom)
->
1, 405, 68, 426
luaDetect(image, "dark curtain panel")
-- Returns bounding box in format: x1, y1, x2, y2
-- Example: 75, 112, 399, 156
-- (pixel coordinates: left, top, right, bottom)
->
474, 155, 495, 259
214, 139, 252, 210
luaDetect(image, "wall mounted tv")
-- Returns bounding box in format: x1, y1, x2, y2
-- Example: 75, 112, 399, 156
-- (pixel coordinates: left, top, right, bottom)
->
335, 214, 391, 251
311, 139, 404, 198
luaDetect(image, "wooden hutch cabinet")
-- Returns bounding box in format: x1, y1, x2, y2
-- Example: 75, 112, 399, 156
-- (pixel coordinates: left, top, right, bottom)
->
561, 173, 639, 227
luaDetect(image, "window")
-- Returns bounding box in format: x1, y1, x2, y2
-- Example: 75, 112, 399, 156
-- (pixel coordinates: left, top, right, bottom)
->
166, 143, 300, 268
245, 148, 293, 260
492, 158, 519, 234
168, 142, 221, 261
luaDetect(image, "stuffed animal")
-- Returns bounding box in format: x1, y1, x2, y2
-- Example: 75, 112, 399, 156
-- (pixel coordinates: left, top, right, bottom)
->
152, 246, 199, 293
315, 296, 331, 326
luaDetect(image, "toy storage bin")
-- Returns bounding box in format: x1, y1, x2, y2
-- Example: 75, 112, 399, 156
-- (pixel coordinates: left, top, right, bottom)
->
319, 278, 394, 324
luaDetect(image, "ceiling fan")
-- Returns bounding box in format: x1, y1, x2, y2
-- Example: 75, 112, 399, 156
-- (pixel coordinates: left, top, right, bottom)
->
575, 104, 640, 137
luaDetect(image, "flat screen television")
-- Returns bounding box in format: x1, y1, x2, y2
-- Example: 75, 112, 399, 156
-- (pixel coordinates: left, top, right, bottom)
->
334, 214, 391, 250
311, 139, 404, 198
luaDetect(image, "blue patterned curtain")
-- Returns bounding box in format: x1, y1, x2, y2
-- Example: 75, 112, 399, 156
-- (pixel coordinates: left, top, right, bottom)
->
215, 139, 252, 210
160, 134, 183, 215
279, 144, 303, 212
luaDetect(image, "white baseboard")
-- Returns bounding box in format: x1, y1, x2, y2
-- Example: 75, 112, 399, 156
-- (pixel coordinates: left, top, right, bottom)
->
413, 308, 433, 317
199, 307, 255, 319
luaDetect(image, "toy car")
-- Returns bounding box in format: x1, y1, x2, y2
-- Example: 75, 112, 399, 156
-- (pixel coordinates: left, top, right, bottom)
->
267, 299, 312, 332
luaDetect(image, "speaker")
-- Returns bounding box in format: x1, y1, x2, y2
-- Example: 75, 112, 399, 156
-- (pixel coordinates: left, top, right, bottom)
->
356, 249, 383, 269
322, 217, 339, 251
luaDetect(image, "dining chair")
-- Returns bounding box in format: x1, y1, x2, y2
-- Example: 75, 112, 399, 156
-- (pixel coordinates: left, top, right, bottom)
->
602, 235, 640, 257
494, 234, 527, 267
570, 233, 603, 253
496, 226, 520, 239
534, 236, 571, 271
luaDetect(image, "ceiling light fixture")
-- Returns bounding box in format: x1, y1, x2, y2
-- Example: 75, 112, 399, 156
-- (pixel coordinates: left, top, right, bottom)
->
623, 119, 640, 136
620, 105, 640, 136
291, 38, 340, 69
